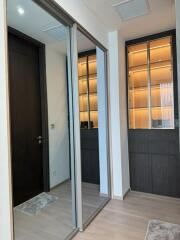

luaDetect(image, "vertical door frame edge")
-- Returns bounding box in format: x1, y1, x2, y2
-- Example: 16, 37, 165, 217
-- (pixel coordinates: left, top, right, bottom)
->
71, 23, 83, 231
66, 26, 77, 228
0, 0, 14, 239
104, 49, 112, 199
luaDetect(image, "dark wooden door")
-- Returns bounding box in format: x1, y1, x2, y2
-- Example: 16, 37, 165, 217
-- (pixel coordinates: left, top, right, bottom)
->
8, 32, 44, 206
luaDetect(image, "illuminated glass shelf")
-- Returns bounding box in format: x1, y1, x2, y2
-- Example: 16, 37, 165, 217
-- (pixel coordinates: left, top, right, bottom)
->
129, 84, 172, 91
78, 52, 98, 129
79, 73, 97, 79
129, 60, 172, 73
128, 35, 174, 129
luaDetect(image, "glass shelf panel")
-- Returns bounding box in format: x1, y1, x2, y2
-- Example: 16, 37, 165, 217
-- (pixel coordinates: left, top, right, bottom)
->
150, 66, 172, 86
151, 84, 174, 107
78, 56, 87, 77
150, 36, 174, 129
79, 79, 87, 95
128, 42, 148, 129
151, 106, 174, 128
150, 60, 171, 70
90, 111, 98, 128
129, 88, 148, 109
129, 108, 149, 129
89, 79, 97, 93
78, 53, 98, 129
89, 73, 97, 80
150, 37, 171, 64
128, 43, 148, 68
129, 70, 148, 89
79, 95, 88, 112
89, 94, 98, 111
88, 55, 97, 75
80, 112, 89, 128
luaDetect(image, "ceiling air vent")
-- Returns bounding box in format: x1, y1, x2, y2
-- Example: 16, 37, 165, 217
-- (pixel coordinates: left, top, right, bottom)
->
113, 0, 150, 21
42, 24, 66, 41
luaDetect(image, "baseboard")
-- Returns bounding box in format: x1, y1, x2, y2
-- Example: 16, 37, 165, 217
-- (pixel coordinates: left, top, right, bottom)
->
113, 195, 123, 200
113, 188, 130, 201
123, 188, 130, 199
99, 193, 108, 198
50, 178, 70, 191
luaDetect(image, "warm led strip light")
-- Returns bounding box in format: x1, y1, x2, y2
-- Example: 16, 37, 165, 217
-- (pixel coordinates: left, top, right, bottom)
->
129, 64, 172, 74
129, 44, 171, 54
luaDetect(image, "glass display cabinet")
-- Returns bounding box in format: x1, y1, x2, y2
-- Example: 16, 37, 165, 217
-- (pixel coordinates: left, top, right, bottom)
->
126, 30, 180, 198
78, 51, 98, 129
128, 36, 174, 129
78, 50, 100, 185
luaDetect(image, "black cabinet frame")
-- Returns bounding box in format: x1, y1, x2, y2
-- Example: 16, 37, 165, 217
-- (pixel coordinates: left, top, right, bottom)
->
125, 30, 180, 197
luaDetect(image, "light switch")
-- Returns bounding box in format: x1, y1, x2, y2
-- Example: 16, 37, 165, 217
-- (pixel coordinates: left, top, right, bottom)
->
50, 123, 55, 129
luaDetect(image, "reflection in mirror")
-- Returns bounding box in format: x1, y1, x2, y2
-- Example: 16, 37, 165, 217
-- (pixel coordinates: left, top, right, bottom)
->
7, 0, 76, 239
77, 30, 109, 225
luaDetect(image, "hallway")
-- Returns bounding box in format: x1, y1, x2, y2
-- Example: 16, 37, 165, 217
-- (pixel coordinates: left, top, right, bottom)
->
74, 191, 180, 240
14, 181, 107, 240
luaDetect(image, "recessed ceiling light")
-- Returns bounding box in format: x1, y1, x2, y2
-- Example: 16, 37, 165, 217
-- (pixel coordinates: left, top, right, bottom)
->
17, 6, 25, 16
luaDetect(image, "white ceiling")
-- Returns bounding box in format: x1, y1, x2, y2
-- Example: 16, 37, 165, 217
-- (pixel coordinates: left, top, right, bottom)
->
82, 0, 176, 40
7, 0, 95, 54
7, 0, 174, 49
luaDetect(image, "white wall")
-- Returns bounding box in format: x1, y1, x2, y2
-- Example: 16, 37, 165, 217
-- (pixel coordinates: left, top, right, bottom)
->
108, 31, 130, 199
46, 46, 70, 188
119, 37, 130, 195
96, 47, 108, 195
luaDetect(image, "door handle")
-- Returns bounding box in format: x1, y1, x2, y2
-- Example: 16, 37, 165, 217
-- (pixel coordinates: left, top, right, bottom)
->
37, 136, 43, 144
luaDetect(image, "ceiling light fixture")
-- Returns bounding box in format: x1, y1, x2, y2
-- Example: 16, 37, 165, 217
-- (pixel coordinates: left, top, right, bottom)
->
113, 0, 150, 22
17, 6, 25, 16
112, 0, 132, 7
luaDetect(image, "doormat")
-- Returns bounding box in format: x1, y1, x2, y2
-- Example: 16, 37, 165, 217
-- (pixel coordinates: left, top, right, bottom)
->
145, 219, 180, 240
15, 192, 58, 216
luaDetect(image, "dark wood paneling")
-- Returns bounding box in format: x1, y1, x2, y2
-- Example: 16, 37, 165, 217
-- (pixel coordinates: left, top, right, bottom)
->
149, 130, 179, 155
81, 129, 100, 184
152, 154, 178, 197
130, 153, 152, 193
129, 129, 180, 197
129, 130, 149, 154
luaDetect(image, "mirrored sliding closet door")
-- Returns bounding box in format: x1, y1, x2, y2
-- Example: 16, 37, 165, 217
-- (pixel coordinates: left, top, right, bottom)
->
76, 28, 110, 228
7, 0, 76, 239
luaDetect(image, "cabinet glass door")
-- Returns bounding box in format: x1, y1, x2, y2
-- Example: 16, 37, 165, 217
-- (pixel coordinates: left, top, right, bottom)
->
78, 57, 89, 128
128, 35, 175, 129
78, 54, 98, 129
128, 43, 149, 129
150, 36, 174, 129
88, 54, 98, 128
